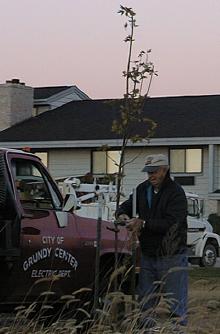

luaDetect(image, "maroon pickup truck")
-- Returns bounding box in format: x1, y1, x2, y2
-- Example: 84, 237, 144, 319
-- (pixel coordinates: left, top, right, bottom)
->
0, 148, 131, 305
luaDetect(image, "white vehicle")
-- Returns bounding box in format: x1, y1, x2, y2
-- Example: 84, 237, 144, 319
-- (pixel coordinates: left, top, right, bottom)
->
186, 193, 220, 267
59, 177, 220, 267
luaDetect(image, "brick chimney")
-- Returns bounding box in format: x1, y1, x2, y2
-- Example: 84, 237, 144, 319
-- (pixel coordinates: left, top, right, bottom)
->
0, 79, 33, 131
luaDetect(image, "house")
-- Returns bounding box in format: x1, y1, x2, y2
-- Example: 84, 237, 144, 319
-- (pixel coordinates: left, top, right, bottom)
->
34, 84, 90, 115
0, 78, 90, 127
0, 79, 220, 216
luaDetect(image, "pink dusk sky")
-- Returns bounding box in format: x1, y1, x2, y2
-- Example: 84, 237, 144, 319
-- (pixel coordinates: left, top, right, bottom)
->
0, 0, 219, 99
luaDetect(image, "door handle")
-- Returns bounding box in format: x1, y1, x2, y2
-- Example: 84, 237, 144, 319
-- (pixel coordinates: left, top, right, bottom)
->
22, 226, 40, 235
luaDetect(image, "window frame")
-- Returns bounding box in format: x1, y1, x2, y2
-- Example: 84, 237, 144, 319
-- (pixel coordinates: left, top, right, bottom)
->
169, 147, 203, 174
91, 150, 121, 175
11, 157, 63, 211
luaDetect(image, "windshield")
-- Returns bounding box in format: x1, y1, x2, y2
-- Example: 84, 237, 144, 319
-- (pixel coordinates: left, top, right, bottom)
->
11, 158, 62, 210
187, 197, 200, 217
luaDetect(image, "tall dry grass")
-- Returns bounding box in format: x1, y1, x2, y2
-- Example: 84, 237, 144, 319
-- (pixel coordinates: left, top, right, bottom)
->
0, 267, 219, 334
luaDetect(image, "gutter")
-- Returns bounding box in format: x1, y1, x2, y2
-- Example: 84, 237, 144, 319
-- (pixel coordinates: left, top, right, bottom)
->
1, 137, 220, 149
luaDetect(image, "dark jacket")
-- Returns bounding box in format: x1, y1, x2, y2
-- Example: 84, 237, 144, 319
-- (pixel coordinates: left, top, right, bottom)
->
116, 174, 187, 257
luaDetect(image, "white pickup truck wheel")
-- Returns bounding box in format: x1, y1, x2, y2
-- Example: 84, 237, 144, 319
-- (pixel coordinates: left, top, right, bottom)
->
200, 244, 217, 267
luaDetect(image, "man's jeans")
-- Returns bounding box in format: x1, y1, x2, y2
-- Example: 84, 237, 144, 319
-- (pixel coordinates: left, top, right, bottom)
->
137, 252, 188, 326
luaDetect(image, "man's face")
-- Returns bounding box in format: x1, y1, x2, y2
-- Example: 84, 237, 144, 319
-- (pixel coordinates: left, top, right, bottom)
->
147, 166, 167, 188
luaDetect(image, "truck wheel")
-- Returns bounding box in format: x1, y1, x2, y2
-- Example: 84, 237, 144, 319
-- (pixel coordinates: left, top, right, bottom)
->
200, 244, 217, 267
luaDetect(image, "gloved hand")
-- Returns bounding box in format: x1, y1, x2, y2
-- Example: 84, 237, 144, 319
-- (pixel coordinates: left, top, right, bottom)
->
126, 218, 145, 232
118, 214, 130, 224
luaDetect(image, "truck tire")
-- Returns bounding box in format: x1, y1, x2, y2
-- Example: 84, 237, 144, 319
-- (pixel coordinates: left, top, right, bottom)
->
200, 244, 217, 267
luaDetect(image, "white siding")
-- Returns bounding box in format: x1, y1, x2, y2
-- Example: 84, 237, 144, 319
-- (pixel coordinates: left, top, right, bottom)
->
180, 147, 220, 215
209, 144, 220, 214
123, 147, 168, 196
215, 145, 220, 189
122, 147, 213, 215
46, 146, 218, 215
34, 105, 51, 116
181, 148, 209, 197
50, 92, 82, 109
180, 148, 211, 215
48, 149, 91, 178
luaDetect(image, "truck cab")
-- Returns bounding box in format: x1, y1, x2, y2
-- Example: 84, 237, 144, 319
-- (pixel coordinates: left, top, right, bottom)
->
0, 148, 130, 305
186, 192, 220, 266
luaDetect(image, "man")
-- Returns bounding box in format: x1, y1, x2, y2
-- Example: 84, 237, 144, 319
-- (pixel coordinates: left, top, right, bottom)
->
116, 154, 188, 330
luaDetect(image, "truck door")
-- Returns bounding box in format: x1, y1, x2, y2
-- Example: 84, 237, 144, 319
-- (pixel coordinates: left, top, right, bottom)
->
0, 151, 20, 254
7, 154, 81, 302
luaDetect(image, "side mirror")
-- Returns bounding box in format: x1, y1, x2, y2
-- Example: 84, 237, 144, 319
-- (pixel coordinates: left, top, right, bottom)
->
195, 199, 200, 218
199, 199, 204, 217
187, 197, 200, 217
62, 193, 79, 212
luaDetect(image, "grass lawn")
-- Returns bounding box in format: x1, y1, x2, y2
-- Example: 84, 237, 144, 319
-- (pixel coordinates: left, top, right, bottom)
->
157, 267, 220, 333
0, 267, 219, 333
186, 267, 220, 333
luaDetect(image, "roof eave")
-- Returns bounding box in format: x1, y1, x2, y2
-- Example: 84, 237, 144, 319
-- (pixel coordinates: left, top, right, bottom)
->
0, 137, 219, 149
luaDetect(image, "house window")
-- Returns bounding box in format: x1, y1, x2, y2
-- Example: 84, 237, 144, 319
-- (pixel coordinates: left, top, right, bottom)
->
92, 150, 121, 174
34, 152, 48, 167
170, 149, 202, 173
